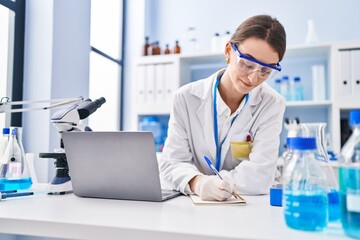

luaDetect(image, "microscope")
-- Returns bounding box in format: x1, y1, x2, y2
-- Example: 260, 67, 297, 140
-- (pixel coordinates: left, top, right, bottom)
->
0, 97, 106, 194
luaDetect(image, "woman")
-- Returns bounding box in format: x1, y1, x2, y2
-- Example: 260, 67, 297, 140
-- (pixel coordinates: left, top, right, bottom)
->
159, 15, 286, 201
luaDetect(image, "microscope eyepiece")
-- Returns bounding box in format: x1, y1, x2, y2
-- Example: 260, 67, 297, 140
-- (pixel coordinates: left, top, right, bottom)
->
77, 97, 106, 119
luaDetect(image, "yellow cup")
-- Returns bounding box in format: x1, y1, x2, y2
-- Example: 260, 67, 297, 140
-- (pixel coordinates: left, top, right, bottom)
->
230, 141, 253, 159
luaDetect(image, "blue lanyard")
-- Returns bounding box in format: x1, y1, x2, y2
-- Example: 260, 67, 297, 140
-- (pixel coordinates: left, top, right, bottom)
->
213, 75, 249, 171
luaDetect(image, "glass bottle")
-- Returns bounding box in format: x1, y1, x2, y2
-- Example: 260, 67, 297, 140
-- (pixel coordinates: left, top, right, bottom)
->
211, 33, 221, 53
280, 75, 290, 100
0, 127, 10, 161
0, 128, 32, 190
274, 78, 281, 94
173, 40, 181, 54
301, 122, 340, 222
155, 41, 161, 55
283, 137, 328, 231
294, 76, 304, 101
339, 110, 360, 239
305, 19, 319, 45
143, 36, 150, 56
164, 44, 171, 54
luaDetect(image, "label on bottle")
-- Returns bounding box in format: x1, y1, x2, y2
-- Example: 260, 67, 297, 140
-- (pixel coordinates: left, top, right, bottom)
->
347, 194, 360, 212
7, 162, 22, 179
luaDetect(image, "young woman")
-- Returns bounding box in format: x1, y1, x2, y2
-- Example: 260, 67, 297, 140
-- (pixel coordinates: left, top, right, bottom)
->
159, 15, 287, 201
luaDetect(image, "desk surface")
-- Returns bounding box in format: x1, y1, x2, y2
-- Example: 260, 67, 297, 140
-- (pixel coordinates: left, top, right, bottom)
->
0, 193, 350, 240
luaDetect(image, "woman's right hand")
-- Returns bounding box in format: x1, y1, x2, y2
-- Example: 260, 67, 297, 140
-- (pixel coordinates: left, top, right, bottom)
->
193, 175, 234, 201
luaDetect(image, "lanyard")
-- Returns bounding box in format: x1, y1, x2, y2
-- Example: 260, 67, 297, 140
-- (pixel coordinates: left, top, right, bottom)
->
213, 75, 249, 171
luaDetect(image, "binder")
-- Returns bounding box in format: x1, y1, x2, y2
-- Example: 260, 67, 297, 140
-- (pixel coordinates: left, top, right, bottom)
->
339, 51, 352, 96
351, 49, 360, 96
145, 64, 156, 104
164, 63, 177, 103
155, 64, 165, 103
136, 65, 146, 103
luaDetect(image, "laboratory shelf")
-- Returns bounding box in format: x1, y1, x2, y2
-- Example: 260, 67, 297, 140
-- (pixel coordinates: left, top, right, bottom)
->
286, 100, 332, 108
134, 40, 360, 154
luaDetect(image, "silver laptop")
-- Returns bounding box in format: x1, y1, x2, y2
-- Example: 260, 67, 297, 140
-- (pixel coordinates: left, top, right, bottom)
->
62, 131, 181, 202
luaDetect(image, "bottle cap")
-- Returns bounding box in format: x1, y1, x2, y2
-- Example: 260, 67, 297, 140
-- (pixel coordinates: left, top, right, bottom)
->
142, 116, 158, 122
287, 137, 317, 150
294, 76, 301, 81
275, 79, 281, 83
350, 110, 360, 125
282, 76, 289, 81
11, 128, 17, 135
2, 128, 10, 135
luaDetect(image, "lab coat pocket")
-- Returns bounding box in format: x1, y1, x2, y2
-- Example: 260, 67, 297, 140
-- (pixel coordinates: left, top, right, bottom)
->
230, 141, 253, 160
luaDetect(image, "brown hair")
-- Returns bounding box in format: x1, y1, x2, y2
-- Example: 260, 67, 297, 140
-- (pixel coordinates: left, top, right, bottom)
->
229, 15, 286, 62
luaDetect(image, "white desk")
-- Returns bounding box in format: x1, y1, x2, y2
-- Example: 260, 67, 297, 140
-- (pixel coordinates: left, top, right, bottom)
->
0, 193, 350, 240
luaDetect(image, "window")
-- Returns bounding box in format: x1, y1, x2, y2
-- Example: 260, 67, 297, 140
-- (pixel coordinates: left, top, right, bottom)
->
88, 0, 125, 130
0, 0, 25, 127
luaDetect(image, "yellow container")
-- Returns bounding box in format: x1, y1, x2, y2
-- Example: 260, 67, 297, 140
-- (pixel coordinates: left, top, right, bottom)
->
230, 141, 253, 159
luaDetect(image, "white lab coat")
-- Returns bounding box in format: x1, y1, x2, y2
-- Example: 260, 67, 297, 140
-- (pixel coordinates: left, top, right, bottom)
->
159, 69, 286, 195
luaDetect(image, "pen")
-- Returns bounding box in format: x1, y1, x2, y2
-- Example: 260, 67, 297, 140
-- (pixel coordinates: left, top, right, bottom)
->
0, 191, 34, 201
0, 190, 17, 193
203, 156, 245, 201
204, 156, 223, 180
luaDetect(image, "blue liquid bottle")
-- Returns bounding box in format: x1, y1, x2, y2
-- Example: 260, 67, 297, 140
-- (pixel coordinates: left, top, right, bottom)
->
138, 116, 163, 152
339, 110, 360, 239
283, 137, 328, 231
0, 128, 32, 190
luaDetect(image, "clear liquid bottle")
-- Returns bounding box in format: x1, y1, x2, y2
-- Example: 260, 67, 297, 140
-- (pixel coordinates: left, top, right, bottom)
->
339, 110, 360, 239
283, 137, 328, 231
305, 19, 319, 45
211, 33, 221, 53
294, 76, 304, 101
0, 128, 32, 190
274, 78, 282, 94
0, 127, 10, 161
280, 75, 290, 101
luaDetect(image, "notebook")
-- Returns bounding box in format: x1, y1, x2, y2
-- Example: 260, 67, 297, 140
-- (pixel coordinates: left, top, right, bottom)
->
189, 194, 246, 205
62, 131, 182, 202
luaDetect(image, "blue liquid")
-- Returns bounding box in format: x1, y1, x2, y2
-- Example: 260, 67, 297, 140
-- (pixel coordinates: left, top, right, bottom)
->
328, 190, 340, 222
284, 193, 327, 231
339, 167, 360, 239
0, 178, 32, 191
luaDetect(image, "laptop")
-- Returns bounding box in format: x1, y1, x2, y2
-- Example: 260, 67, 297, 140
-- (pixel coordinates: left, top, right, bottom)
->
62, 131, 182, 202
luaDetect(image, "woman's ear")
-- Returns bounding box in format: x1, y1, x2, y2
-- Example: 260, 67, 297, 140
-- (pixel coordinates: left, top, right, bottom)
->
225, 42, 232, 64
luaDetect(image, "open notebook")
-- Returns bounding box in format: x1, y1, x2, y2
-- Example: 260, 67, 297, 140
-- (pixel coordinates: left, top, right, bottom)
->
190, 194, 246, 205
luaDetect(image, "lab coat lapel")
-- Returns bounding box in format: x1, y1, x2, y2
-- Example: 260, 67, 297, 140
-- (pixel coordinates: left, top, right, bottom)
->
219, 88, 260, 167
197, 97, 216, 161
193, 73, 219, 162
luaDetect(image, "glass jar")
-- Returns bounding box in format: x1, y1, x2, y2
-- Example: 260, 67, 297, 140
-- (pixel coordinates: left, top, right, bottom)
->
339, 110, 360, 239
283, 137, 328, 231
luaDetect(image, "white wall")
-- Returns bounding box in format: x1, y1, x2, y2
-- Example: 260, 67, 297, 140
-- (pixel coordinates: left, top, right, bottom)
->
122, 0, 360, 130
147, 0, 360, 49
23, 0, 90, 182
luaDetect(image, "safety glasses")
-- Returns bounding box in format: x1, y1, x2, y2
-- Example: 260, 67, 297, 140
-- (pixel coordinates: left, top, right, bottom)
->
231, 43, 281, 80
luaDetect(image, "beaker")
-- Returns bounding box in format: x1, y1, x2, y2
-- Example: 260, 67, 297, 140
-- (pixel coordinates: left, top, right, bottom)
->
0, 127, 32, 190
300, 122, 340, 221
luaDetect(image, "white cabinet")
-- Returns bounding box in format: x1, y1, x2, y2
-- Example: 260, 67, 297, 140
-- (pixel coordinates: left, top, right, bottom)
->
134, 41, 360, 154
